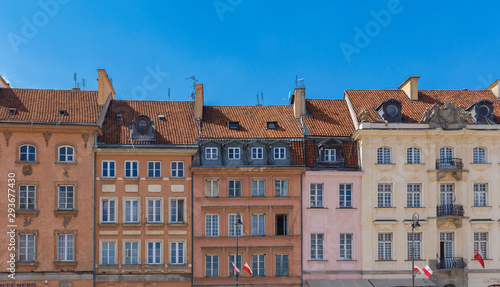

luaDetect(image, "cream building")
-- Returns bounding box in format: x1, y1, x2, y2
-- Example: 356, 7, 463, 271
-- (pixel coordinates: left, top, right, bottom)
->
345, 77, 500, 287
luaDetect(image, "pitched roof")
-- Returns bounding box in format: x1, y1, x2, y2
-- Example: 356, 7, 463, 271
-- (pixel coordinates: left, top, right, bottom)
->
0, 88, 102, 124
304, 99, 355, 136
100, 100, 198, 145
346, 89, 500, 123
291, 141, 305, 165
200, 105, 303, 139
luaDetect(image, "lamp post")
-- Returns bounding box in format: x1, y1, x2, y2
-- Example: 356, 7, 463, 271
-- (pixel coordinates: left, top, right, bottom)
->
411, 212, 421, 287
235, 211, 242, 287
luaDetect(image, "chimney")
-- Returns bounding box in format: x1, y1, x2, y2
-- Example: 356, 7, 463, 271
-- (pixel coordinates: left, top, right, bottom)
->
398, 76, 420, 101
97, 69, 116, 106
486, 80, 500, 97
0, 75, 10, 88
194, 83, 204, 120
292, 87, 306, 119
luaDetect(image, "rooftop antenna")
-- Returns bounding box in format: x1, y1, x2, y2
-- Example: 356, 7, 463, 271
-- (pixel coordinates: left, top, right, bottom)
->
295, 75, 305, 88
185, 75, 198, 101
261, 92, 264, 105
73, 72, 77, 89
82, 78, 86, 90
168, 88, 171, 101
256, 91, 260, 105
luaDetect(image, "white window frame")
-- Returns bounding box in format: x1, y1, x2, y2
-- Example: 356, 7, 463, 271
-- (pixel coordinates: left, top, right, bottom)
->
205, 179, 219, 197
123, 240, 140, 264
146, 240, 163, 264
310, 183, 323, 208
58, 185, 75, 210
228, 147, 241, 160
169, 197, 186, 223
123, 198, 140, 223
340, 233, 352, 260
228, 180, 242, 197
171, 161, 184, 178
407, 232, 421, 260
324, 149, 336, 162
252, 213, 265, 236
339, 183, 352, 207
473, 183, 487, 207
19, 185, 36, 210
206, 255, 219, 277
19, 144, 36, 162
377, 184, 392, 207
205, 214, 219, 237
228, 254, 242, 277
377, 147, 392, 164
147, 161, 161, 178
228, 214, 243, 237
100, 240, 117, 265
275, 179, 288, 197
311, 233, 324, 260
205, 147, 218, 160
473, 147, 487, 164
275, 254, 289, 276
252, 179, 265, 197
58, 145, 74, 163
57, 234, 74, 262
18, 234, 35, 262
273, 147, 286, 159
252, 254, 266, 276
407, 183, 421, 208
146, 197, 163, 223
251, 147, 263, 159
378, 233, 392, 260
169, 240, 185, 265
406, 147, 421, 164
101, 160, 116, 178
474, 232, 488, 259
100, 198, 117, 223
124, 160, 138, 178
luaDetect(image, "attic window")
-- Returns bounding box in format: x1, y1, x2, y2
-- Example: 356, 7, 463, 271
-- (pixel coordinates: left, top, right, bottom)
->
137, 119, 148, 135
59, 109, 67, 116
8, 108, 17, 115
116, 114, 123, 121
158, 114, 165, 122
228, 122, 239, 130
478, 105, 490, 118
267, 121, 278, 129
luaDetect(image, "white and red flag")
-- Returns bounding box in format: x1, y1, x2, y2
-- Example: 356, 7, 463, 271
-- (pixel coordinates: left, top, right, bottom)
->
414, 266, 424, 275
474, 249, 485, 268
243, 262, 253, 275
436, 251, 441, 264
232, 262, 240, 275
422, 265, 433, 277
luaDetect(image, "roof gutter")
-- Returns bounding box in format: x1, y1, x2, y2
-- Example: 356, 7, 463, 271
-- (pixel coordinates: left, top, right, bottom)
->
0, 121, 98, 126
96, 144, 198, 149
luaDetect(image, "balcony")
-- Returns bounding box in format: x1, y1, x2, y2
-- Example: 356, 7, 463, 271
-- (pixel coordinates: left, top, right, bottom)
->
434, 158, 465, 181
437, 204, 464, 217
437, 257, 466, 270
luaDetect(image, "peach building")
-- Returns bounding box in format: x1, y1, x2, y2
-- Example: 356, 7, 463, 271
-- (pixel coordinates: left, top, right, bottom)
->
94, 99, 198, 286
0, 71, 113, 287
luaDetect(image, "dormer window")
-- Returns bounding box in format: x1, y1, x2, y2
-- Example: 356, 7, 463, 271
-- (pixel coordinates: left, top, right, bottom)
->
374, 99, 402, 123
228, 122, 239, 130
116, 114, 123, 121
466, 100, 494, 124
8, 108, 17, 115
137, 119, 148, 135
59, 109, 67, 116
130, 115, 156, 141
158, 114, 165, 122
386, 105, 398, 117
267, 121, 278, 129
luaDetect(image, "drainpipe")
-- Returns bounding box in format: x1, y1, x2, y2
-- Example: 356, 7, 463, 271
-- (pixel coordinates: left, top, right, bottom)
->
191, 165, 194, 287
93, 135, 97, 287
300, 171, 304, 287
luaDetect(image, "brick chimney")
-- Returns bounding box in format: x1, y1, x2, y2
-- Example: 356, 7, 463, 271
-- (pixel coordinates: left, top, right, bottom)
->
194, 83, 204, 120
398, 76, 420, 101
97, 69, 116, 106
292, 87, 306, 119
486, 79, 500, 97
0, 75, 10, 88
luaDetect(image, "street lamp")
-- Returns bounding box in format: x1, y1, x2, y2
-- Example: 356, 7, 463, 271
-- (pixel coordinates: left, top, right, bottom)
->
235, 211, 243, 287
411, 212, 421, 287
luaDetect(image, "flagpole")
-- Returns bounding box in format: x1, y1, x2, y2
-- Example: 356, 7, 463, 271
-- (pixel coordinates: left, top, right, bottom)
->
411, 212, 421, 287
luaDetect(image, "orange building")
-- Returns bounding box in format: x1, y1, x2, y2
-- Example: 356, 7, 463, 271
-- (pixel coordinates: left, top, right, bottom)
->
0, 71, 113, 286
94, 99, 198, 286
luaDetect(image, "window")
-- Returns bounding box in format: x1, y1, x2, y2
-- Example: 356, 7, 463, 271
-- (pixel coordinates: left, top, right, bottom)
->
137, 119, 148, 135
124, 241, 139, 264
205, 179, 219, 197
147, 241, 162, 264
276, 254, 289, 276
228, 214, 243, 236
407, 184, 421, 208
275, 214, 288, 236
170, 199, 184, 223
206, 255, 219, 277
228, 180, 242, 197
274, 147, 286, 159
474, 184, 487, 207
252, 179, 265, 197
57, 234, 74, 261
228, 122, 239, 130
170, 242, 184, 264
228, 254, 242, 277
378, 233, 392, 260
267, 121, 278, 129
311, 234, 324, 260
101, 199, 116, 223
101, 241, 116, 265
377, 147, 391, 164
147, 199, 162, 223
473, 147, 487, 163
474, 233, 488, 258
58, 146, 74, 162
339, 184, 352, 207
58, 185, 74, 210
205, 147, 218, 160
407, 147, 421, 164
228, 147, 240, 159
19, 144, 36, 162
252, 214, 265, 236
171, 161, 184, 178
125, 161, 138, 178
275, 179, 288, 197
310, 183, 323, 208
340, 234, 352, 260
19, 185, 36, 210
407, 233, 421, 260
18, 234, 35, 262
251, 147, 263, 159
102, 161, 115, 178
205, 214, 219, 237
324, 149, 336, 162
124, 199, 139, 223
377, 184, 392, 207
148, 161, 161, 178
440, 184, 454, 205
252, 254, 265, 276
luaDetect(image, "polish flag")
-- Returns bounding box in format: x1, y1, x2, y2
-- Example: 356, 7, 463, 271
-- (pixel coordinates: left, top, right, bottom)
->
243, 262, 253, 275
436, 252, 441, 264
414, 266, 424, 275
232, 262, 240, 275
422, 265, 433, 277
474, 249, 485, 268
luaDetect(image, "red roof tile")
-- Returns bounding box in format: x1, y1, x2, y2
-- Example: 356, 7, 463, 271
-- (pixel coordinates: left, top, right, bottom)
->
304, 99, 355, 137
291, 141, 305, 165
341, 141, 359, 169
0, 88, 102, 124
304, 139, 317, 168
101, 100, 198, 145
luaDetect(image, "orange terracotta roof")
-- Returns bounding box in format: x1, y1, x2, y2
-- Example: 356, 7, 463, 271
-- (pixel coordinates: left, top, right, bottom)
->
304, 139, 317, 168
341, 141, 359, 169
346, 89, 500, 123
290, 141, 305, 165
200, 105, 303, 139
0, 88, 102, 124
100, 100, 198, 145
304, 99, 355, 136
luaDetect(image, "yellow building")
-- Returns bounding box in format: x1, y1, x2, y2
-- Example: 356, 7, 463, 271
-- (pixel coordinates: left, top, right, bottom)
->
345, 77, 500, 287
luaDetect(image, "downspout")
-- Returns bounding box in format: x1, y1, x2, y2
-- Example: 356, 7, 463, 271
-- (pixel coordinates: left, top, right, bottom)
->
300, 171, 304, 287
191, 162, 194, 287
93, 132, 97, 287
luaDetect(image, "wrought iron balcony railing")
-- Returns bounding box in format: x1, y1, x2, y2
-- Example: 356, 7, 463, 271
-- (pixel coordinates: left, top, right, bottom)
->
437, 257, 466, 269
435, 158, 463, 170
436, 204, 464, 217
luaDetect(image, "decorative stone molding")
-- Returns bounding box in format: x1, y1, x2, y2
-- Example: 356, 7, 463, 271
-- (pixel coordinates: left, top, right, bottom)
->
419, 97, 475, 129
82, 133, 90, 148
22, 165, 33, 176
3, 131, 12, 146
436, 217, 462, 228
42, 132, 52, 147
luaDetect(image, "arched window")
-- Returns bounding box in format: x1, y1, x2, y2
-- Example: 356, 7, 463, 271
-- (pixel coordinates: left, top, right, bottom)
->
19, 144, 36, 162
473, 147, 487, 164
377, 147, 391, 164
58, 146, 75, 162
137, 119, 148, 135
406, 147, 421, 164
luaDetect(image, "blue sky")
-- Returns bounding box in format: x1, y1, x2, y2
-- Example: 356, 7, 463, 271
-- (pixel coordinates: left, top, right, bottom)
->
1, 0, 499, 105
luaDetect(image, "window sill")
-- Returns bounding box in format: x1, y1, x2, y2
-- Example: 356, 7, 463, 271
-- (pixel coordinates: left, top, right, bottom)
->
308, 207, 328, 210
167, 222, 188, 227
145, 223, 165, 226
16, 261, 39, 269
99, 223, 118, 227
404, 206, 426, 208
55, 161, 78, 165
15, 161, 40, 164
404, 163, 425, 165
375, 207, 396, 209
53, 261, 78, 269
375, 260, 396, 262
337, 259, 357, 262
169, 177, 186, 180
123, 177, 140, 181
122, 223, 141, 226
374, 163, 395, 165
16, 210, 40, 217
471, 206, 492, 208
145, 177, 163, 180
470, 163, 491, 165
307, 260, 327, 262
404, 259, 426, 261
100, 177, 117, 181
54, 210, 78, 217
337, 207, 356, 210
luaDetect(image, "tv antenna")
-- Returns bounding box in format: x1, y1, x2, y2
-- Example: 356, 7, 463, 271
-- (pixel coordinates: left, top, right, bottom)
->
283, 91, 291, 101
82, 78, 86, 90
261, 92, 264, 105
168, 88, 171, 101
185, 75, 198, 101
295, 76, 305, 88
73, 72, 78, 89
